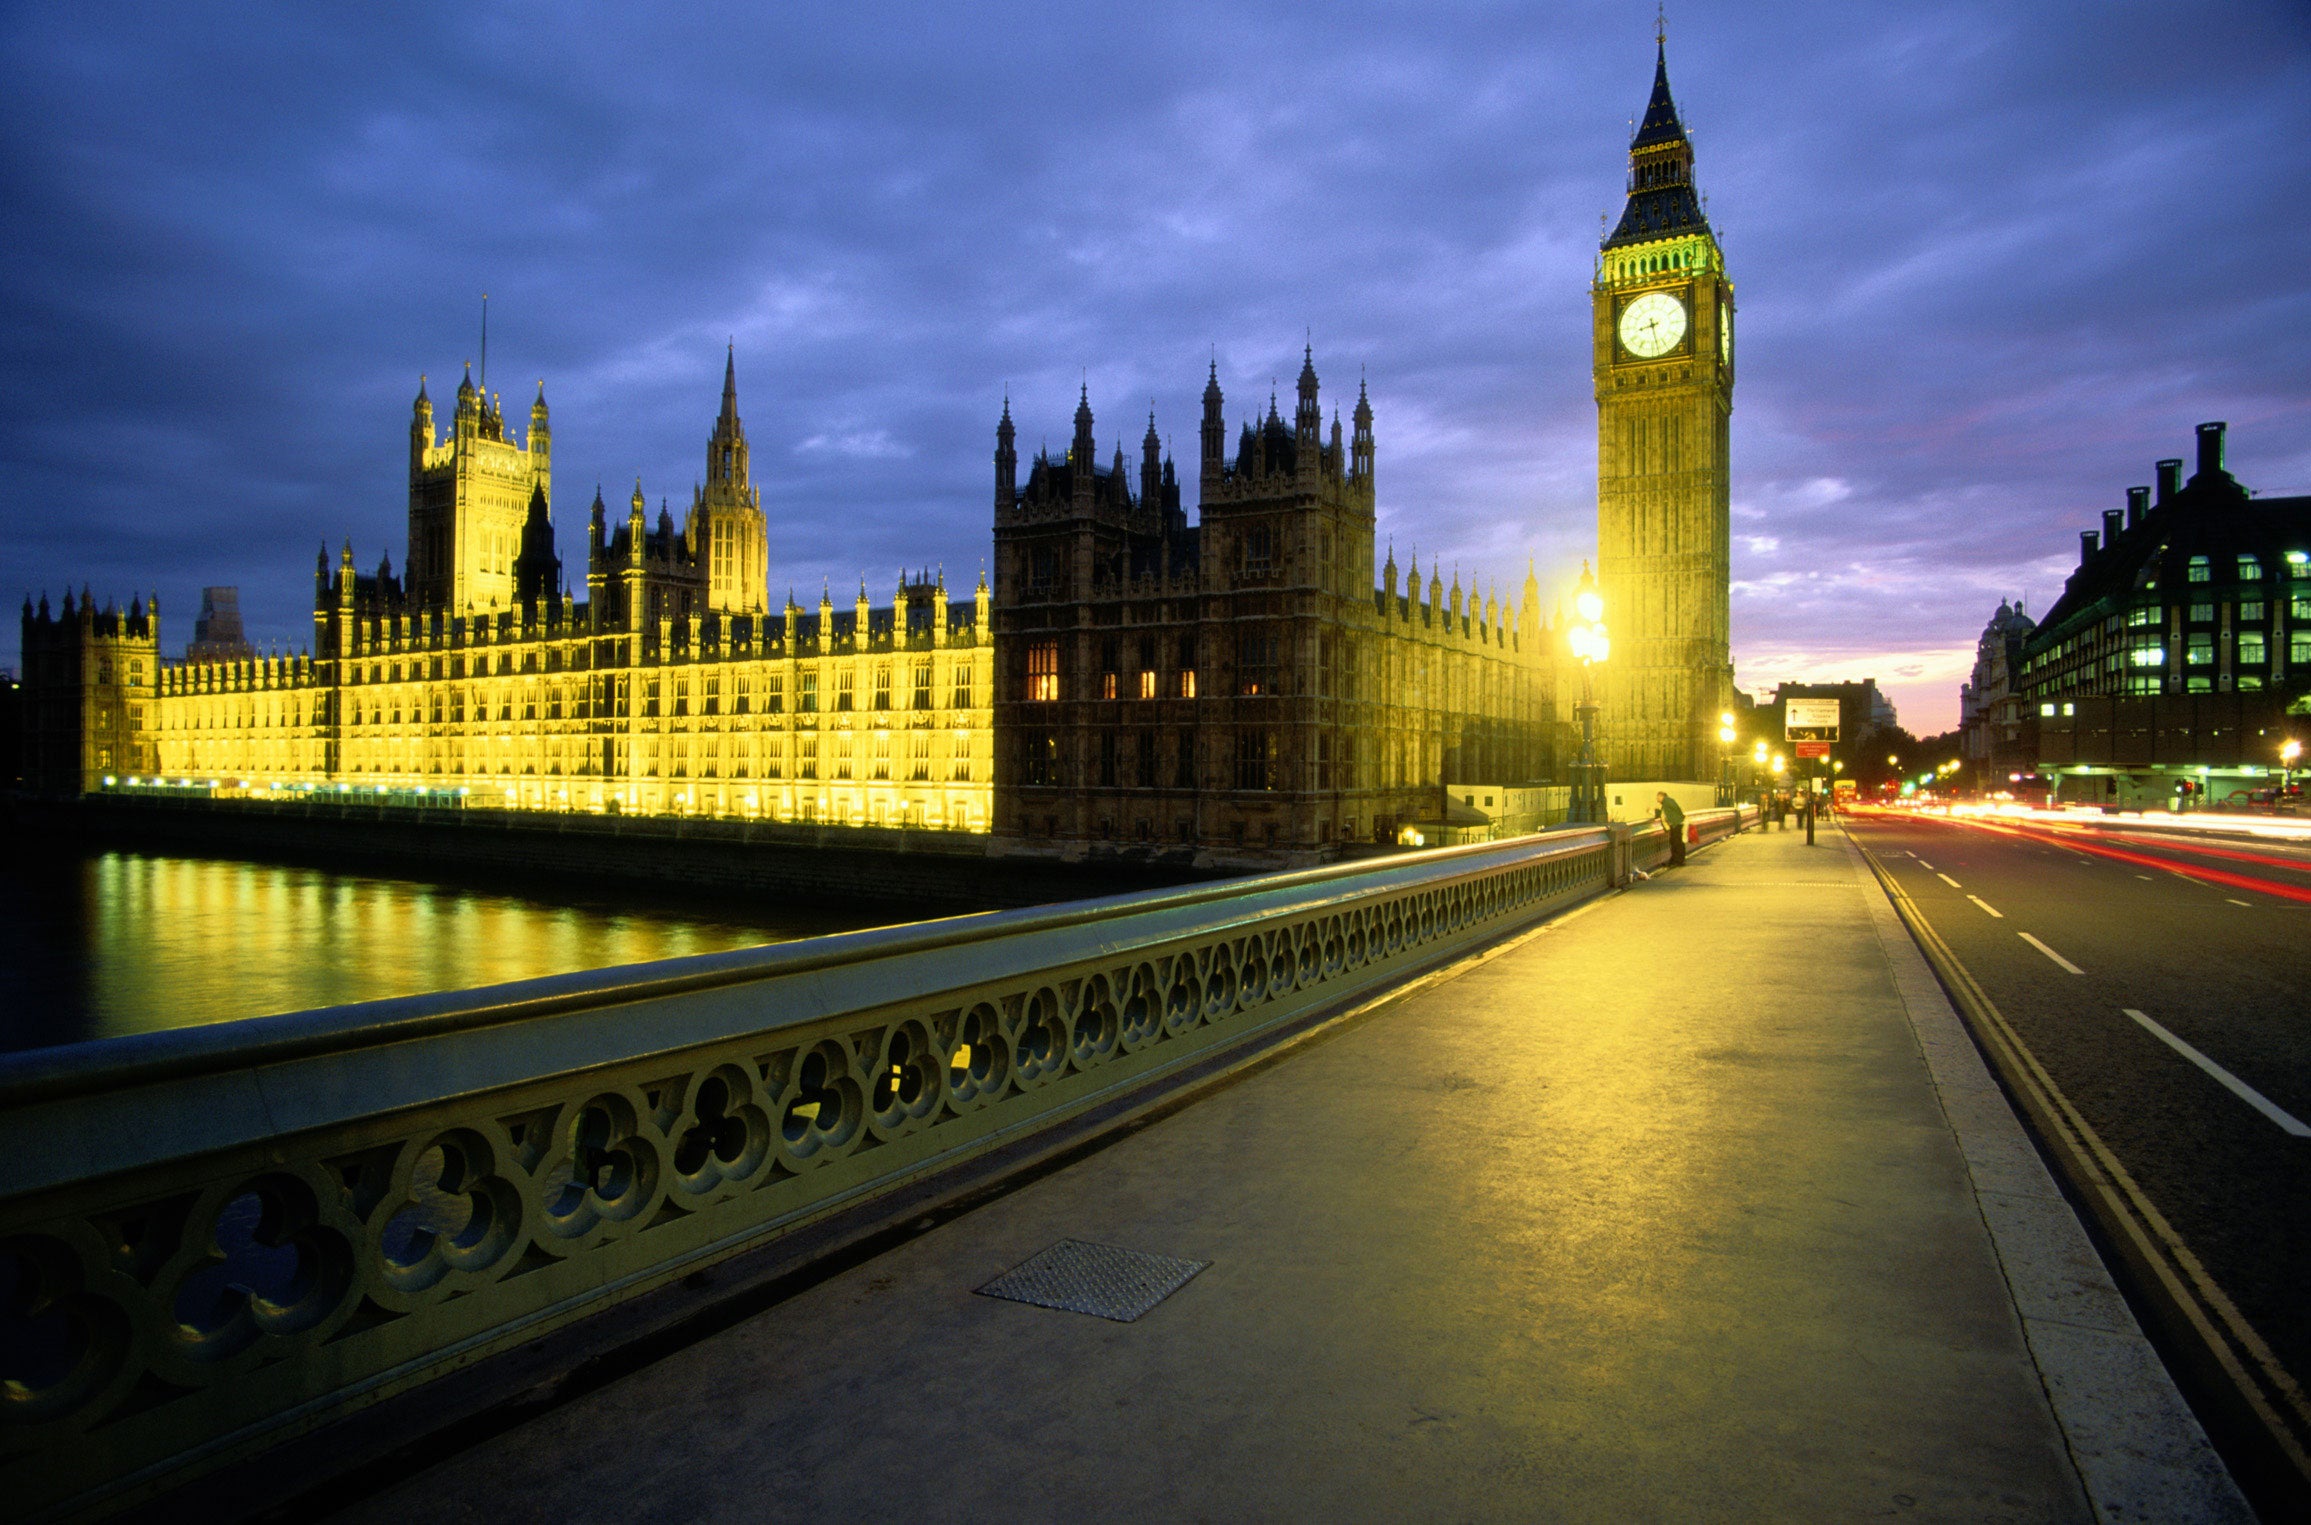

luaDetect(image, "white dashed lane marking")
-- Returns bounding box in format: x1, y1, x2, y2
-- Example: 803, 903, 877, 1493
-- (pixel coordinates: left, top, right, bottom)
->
1968, 895, 2004, 918
1937, 872, 1962, 889
2126, 1009, 2311, 1137
2019, 932, 2083, 974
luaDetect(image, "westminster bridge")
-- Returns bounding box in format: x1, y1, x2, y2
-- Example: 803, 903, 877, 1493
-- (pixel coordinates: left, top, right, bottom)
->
0, 813, 2256, 1521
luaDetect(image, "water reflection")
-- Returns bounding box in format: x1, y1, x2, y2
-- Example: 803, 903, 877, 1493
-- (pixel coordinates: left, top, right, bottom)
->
0, 851, 875, 1053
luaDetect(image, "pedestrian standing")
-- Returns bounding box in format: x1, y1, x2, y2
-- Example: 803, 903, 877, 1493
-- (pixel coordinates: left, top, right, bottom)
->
1655, 790, 1687, 866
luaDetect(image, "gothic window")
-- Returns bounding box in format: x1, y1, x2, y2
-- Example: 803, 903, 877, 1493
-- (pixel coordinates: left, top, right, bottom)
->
838, 670, 856, 711
910, 730, 930, 780
875, 664, 892, 710
835, 734, 854, 779
1237, 630, 1278, 696
1234, 729, 1275, 791
704, 675, 720, 714
1100, 731, 1118, 787
799, 735, 818, 779
952, 665, 973, 710
1026, 641, 1060, 702
912, 660, 932, 710
873, 730, 891, 780
1101, 639, 1120, 699
1024, 731, 1060, 787
951, 731, 972, 782
1241, 524, 1274, 578
1136, 730, 1157, 788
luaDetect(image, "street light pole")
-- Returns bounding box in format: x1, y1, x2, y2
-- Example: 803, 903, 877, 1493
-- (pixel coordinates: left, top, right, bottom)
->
1717, 711, 1737, 808
1566, 564, 1610, 826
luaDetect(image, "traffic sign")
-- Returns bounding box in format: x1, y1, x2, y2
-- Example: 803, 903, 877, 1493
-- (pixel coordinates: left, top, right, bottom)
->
1785, 698, 1841, 742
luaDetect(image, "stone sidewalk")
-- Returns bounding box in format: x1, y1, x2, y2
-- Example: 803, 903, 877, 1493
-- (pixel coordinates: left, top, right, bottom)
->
332, 823, 2248, 1523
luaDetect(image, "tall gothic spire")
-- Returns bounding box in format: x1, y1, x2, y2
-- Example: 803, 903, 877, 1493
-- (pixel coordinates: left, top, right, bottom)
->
1605, 39, 1709, 249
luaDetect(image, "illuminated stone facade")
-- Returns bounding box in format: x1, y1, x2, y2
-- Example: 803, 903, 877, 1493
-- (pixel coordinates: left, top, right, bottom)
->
992, 354, 1561, 862
62, 360, 996, 829
1593, 42, 1735, 782
18, 591, 160, 795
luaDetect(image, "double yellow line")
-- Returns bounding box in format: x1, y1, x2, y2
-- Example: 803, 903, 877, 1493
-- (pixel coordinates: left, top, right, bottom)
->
1854, 839, 2311, 1510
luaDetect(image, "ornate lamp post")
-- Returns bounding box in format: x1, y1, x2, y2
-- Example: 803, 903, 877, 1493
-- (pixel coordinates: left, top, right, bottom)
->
1566, 564, 1610, 825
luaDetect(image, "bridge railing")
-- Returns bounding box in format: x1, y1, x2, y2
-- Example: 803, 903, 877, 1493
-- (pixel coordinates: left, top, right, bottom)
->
0, 811, 1738, 1517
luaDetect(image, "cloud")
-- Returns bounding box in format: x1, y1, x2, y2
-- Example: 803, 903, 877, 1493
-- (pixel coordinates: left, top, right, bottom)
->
3, 0, 2308, 751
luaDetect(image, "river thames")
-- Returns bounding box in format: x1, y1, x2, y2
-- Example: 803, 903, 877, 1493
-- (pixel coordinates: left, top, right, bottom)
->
0, 849, 886, 1053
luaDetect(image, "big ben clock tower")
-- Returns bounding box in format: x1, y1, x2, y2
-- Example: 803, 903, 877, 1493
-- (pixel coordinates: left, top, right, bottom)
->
1594, 38, 1734, 784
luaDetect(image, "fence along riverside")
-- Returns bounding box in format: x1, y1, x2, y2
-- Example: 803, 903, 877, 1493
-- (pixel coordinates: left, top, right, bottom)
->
0, 811, 1736, 1517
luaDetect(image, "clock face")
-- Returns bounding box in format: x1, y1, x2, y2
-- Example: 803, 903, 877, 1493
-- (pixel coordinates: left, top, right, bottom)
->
1719, 300, 1732, 364
1618, 290, 1687, 359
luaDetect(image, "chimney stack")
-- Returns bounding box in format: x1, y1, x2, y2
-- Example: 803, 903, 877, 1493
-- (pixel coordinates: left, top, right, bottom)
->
2155, 459, 2182, 503
2126, 485, 2148, 529
2102, 508, 2123, 546
2080, 530, 2099, 564
2194, 420, 2227, 482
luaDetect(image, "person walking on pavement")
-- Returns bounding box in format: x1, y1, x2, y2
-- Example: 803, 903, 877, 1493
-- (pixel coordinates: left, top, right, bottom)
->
1655, 790, 1687, 866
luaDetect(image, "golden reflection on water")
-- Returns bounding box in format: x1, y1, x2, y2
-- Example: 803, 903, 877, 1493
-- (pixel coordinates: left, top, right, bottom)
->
76, 853, 804, 1041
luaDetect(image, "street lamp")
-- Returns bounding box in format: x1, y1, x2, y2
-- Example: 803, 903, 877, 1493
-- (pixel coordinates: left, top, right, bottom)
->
2283, 738, 2302, 801
1565, 563, 1610, 825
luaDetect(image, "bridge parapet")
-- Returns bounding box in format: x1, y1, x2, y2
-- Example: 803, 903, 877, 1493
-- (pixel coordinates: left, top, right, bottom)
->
0, 811, 1740, 1517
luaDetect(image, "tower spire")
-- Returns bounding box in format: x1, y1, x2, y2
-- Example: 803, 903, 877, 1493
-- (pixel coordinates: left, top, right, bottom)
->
1605, 33, 1708, 250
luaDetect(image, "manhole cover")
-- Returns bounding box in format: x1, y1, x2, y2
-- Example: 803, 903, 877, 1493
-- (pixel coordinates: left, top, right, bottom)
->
977, 1238, 1209, 1322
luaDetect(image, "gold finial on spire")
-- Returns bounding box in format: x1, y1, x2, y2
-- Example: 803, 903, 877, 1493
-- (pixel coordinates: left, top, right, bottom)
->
1656, 1, 1666, 47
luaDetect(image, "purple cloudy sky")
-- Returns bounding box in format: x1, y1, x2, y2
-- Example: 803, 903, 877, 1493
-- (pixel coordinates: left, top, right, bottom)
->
5, 1, 2308, 732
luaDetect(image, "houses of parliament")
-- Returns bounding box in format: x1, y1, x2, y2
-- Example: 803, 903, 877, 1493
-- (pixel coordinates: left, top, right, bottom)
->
19, 44, 1736, 863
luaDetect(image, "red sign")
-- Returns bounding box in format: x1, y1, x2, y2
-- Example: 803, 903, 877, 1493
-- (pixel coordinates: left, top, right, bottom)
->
1794, 741, 1832, 759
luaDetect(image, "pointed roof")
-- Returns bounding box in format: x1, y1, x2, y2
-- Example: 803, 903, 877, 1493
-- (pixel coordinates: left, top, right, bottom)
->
1632, 42, 1686, 148
1604, 42, 1712, 250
